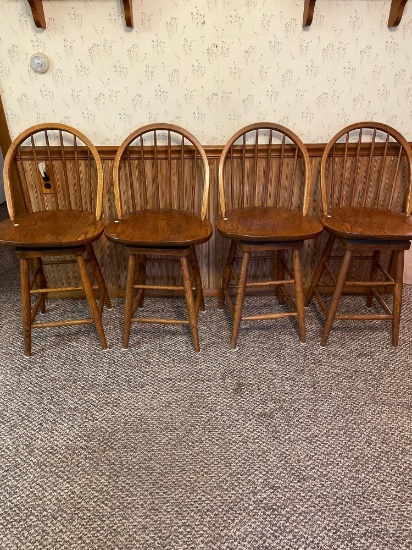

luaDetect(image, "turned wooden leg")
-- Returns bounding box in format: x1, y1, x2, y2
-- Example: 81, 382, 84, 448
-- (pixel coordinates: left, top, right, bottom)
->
292, 248, 306, 344
180, 255, 200, 352
33, 257, 47, 314
123, 253, 137, 349
320, 249, 352, 347
20, 258, 32, 357
231, 250, 250, 349
277, 250, 286, 305
218, 240, 237, 309
366, 250, 380, 308
305, 233, 335, 306
136, 254, 146, 309
86, 243, 112, 310
189, 246, 205, 313
76, 253, 108, 349
392, 250, 404, 347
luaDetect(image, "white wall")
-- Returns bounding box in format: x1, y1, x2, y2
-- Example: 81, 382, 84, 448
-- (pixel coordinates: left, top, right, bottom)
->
0, 0, 411, 145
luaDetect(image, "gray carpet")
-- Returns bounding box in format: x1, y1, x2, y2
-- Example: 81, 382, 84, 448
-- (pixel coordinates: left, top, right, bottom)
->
0, 206, 411, 549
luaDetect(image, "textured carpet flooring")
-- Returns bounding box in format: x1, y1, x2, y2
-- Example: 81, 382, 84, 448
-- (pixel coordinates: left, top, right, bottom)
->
0, 208, 411, 549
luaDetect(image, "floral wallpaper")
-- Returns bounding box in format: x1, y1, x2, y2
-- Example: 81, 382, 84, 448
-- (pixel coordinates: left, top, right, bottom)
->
0, 0, 411, 146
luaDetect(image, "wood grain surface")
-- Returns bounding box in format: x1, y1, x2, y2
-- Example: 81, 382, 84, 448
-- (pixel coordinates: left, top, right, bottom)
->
321, 207, 412, 240
105, 210, 213, 247
0, 210, 105, 248
217, 207, 322, 242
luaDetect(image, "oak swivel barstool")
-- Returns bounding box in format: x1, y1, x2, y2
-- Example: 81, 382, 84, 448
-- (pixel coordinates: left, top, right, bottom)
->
0, 123, 111, 356
217, 123, 323, 348
104, 123, 212, 351
305, 122, 412, 347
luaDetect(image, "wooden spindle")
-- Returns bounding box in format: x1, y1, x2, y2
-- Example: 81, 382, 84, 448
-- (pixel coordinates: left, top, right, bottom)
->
340, 132, 350, 207
388, 144, 403, 209
254, 129, 259, 205
276, 133, 286, 208
191, 149, 197, 214
127, 146, 136, 212
351, 128, 363, 205
230, 146, 234, 210
168, 130, 172, 209
362, 127, 377, 207
73, 135, 83, 210
242, 134, 246, 208
139, 135, 148, 210
181, 134, 185, 210
30, 134, 46, 211
289, 144, 299, 210
331, 143, 336, 207
153, 130, 159, 209
59, 130, 72, 209
264, 129, 273, 206
16, 147, 33, 213
376, 133, 390, 208
87, 148, 92, 213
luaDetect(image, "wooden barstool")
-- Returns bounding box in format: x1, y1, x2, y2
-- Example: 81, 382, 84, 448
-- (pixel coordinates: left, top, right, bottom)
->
0, 123, 111, 356
305, 122, 412, 346
217, 123, 323, 348
104, 123, 212, 351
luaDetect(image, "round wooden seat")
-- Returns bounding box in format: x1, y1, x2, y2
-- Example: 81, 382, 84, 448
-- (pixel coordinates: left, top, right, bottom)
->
0, 210, 105, 248
105, 210, 213, 247
321, 207, 412, 241
217, 207, 322, 242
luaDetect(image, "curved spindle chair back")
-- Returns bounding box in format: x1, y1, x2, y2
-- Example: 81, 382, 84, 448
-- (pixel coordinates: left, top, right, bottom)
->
217, 123, 322, 348
320, 122, 412, 216
107, 123, 212, 352
306, 122, 412, 347
219, 122, 312, 217
1, 123, 110, 356
4, 123, 103, 220
113, 123, 209, 219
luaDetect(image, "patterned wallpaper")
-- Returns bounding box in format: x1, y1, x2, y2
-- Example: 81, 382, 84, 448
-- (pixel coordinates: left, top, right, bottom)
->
0, 0, 411, 146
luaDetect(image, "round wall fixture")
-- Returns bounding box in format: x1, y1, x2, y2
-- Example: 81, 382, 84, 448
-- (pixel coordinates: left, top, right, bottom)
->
30, 52, 50, 74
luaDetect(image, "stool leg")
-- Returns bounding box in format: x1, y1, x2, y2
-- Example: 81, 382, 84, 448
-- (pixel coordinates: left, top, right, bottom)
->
320, 249, 352, 347
123, 253, 137, 349
33, 257, 47, 314
218, 240, 237, 309
305, 233, 335, 306
136, 254, 146, 309
189, 246, 205, 313
277, 250, 285, 305
231, 250, 250, 349
366, 250, 380, 308
20, 258, 32, 357
392, 250, 404, 347
292, 248, 306, 344
76, 253, 108, 349
85, 244, 112, 310
180, 255, 200, 352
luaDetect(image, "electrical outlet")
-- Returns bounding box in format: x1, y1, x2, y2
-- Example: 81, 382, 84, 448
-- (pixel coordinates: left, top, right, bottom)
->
38, 162, 53, 193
